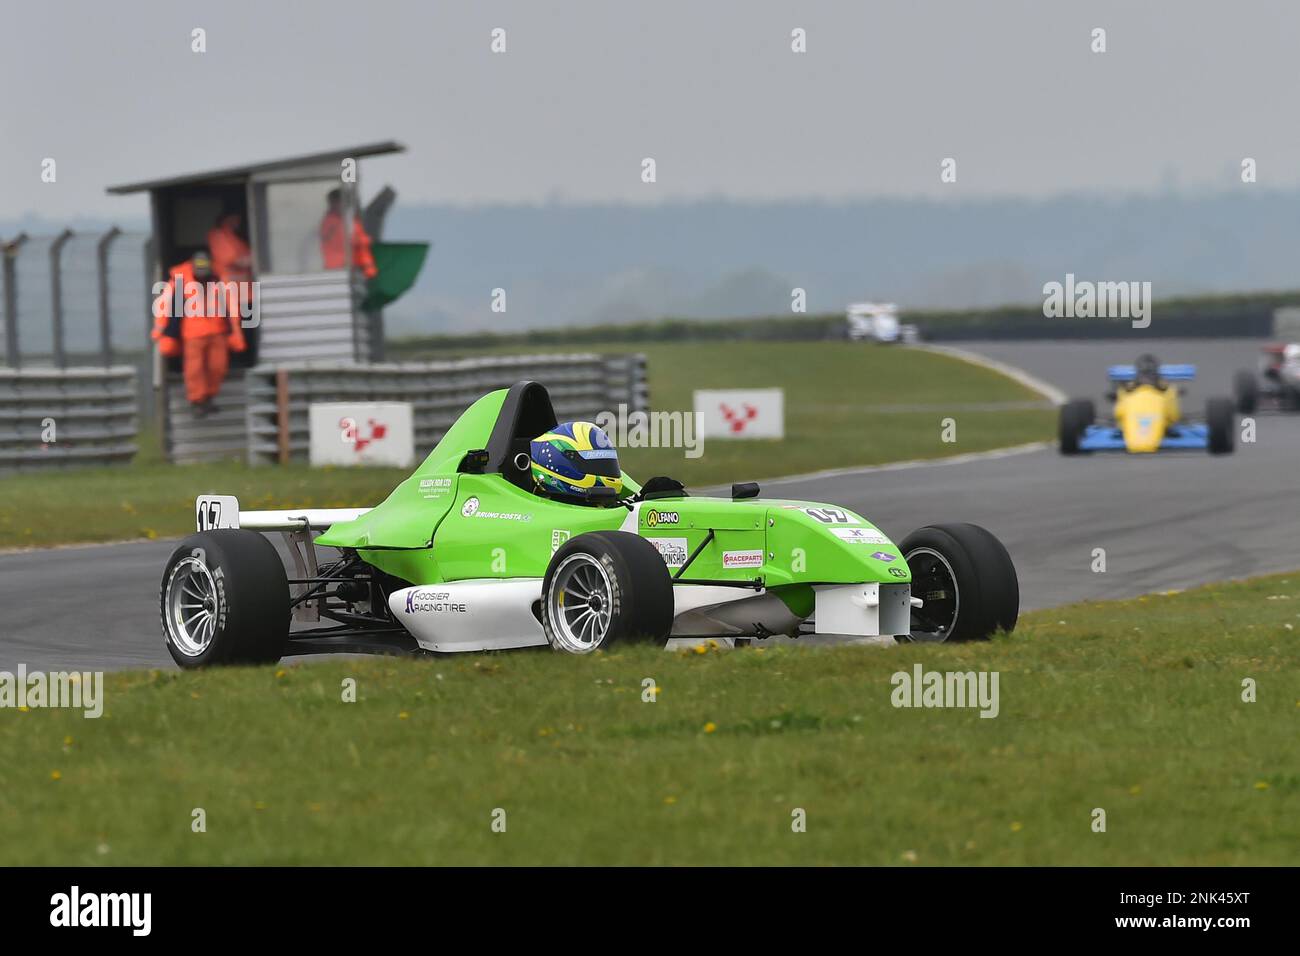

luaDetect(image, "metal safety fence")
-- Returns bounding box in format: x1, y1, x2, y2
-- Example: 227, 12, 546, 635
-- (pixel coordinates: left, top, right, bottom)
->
0, 366, 138, 471
1, 229, 151, 369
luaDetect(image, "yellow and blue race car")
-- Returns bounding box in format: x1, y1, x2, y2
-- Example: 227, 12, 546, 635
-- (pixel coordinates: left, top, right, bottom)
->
1059, 356, 1235, 455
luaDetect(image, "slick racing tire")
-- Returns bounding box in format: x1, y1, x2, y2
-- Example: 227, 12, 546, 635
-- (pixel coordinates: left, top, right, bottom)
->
541, 531, 674, 654
899, 523, 1019, 643
160, 530, 289, 668
1206, 397, 1235, 455
1233, 369, 1258, 415
1058, 399, 1094, 455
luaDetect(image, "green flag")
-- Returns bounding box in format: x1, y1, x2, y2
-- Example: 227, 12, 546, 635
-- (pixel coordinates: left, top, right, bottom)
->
362, 241, 430, 311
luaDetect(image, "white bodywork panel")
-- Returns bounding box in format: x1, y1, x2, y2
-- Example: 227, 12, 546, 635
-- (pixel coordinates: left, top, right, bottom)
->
386, 580, 789, 652
239, 508, 371, 531
196, 494, 370, 533
387, 578, 910, 652
388, 579, 547, 653
670, 589, 802, 638
814, 583, 912, 638
671, 585, 755, 619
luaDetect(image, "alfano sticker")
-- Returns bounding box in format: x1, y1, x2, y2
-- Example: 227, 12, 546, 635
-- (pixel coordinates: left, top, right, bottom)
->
644, 509, 681, 528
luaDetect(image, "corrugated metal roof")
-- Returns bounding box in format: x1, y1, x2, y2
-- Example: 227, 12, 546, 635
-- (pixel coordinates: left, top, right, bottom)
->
106, 141, 404, 195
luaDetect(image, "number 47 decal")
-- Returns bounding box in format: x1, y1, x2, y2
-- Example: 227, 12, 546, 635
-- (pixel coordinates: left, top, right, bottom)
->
196, 495, 240, 531
805, 507, 851, 524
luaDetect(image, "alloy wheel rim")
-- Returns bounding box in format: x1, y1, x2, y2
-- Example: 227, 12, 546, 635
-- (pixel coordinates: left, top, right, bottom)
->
903, 547, 959, 643
549, 554, 613, 653
165, 556, 219, 657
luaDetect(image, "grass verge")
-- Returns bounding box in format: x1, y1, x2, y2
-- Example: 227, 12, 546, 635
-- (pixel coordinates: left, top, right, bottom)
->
2, 572, 1296, 865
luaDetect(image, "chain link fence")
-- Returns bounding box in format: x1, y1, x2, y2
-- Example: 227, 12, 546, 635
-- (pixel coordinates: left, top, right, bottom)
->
1, 229, 151, 368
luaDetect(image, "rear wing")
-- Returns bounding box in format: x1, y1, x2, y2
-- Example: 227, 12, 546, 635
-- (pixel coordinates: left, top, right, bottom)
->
1107, 363, 1197, 382
196, 495, 370, 532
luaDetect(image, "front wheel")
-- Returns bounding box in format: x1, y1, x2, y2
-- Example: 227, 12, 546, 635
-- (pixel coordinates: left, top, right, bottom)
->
541, 531, 674, 653
160, 530, 289, 668
1058, 399, 1094, 455
1206, 397, 1235, 455
898, 523, 1019, 643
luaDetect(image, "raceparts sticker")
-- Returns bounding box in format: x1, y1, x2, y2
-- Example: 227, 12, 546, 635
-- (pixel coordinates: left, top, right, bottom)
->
551, 529, 571, 553
721, 549, 764, 569
830, 527, 889, 545
647, 537, 689, 568
643, 508, 681, 528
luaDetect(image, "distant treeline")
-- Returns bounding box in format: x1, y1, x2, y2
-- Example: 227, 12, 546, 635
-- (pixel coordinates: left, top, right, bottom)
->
392, 290, 1300, 351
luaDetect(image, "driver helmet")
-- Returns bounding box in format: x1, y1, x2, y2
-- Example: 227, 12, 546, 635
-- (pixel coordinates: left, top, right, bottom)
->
530, 421, 623, 499
1134, 353, 1160, 384
191, 249, 213, 277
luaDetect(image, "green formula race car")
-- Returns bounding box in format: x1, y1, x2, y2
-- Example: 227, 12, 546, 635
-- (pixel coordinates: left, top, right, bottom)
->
160, 382, 1019, 667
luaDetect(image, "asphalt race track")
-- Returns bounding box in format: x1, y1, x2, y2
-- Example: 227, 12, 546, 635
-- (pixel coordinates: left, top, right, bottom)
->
956, 337, 1266, 408
3, 339, 1297, 671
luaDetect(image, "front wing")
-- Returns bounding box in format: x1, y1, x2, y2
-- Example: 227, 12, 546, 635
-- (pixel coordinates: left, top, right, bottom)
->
1078, 423, 1209, 452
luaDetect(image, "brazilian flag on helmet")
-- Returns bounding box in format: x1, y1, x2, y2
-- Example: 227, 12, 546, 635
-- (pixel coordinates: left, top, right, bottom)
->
529, 421, 623, 499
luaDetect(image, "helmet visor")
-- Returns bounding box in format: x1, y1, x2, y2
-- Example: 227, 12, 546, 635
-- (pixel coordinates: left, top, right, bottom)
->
563, 447, 621, 479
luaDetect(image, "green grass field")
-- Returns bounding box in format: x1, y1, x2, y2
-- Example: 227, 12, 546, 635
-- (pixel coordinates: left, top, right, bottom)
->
3, 572, 1295, 866
0, 343, 1051, 549
603, 341, 1052, 485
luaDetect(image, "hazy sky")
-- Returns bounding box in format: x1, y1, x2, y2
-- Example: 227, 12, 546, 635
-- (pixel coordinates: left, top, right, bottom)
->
3, 0, 1299, 221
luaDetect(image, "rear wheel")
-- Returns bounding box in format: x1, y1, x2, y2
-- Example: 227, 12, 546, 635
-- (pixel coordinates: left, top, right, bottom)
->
1206, 397, 1235, 454
1233, 370, 1258, 414
1058, 399, 1094, 455
160, 530, 289, 668
899, 523, 1019, 642
541, 531, 674, 653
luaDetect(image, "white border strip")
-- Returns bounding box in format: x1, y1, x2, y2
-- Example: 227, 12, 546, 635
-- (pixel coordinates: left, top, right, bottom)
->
909, 343, 1068, 406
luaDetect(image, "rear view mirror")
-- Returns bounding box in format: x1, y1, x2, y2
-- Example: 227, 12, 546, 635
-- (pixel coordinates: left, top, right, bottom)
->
459, 448, 489, 473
